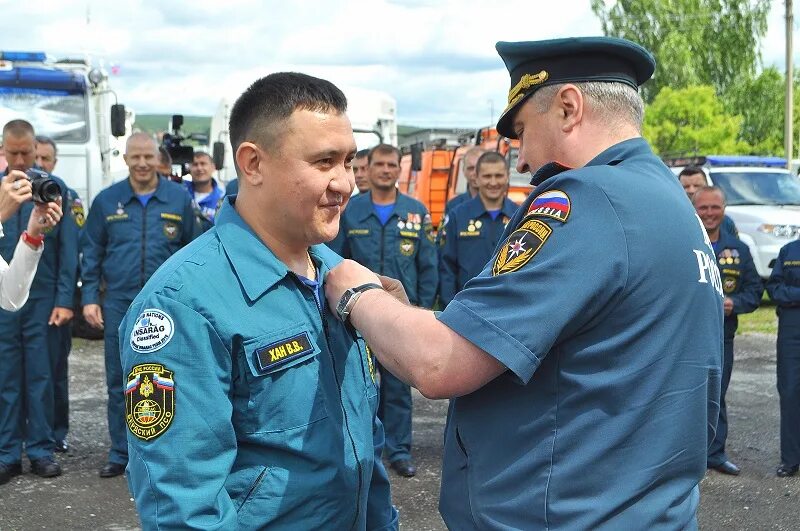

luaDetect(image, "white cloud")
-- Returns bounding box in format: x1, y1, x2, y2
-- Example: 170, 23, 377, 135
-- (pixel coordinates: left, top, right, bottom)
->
3, 0, 797, 129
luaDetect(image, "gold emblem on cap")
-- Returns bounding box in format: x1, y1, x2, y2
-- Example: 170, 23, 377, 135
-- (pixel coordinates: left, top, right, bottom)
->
507, 70, 549, 104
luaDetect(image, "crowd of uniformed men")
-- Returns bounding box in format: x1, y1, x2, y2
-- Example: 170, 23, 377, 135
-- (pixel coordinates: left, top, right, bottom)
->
0, 34, 798, 529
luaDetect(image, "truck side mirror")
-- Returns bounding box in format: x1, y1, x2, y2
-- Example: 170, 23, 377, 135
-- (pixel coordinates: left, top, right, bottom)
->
213, 142, 225, 170
411, 142, 423, 172
110, 104, 126, 137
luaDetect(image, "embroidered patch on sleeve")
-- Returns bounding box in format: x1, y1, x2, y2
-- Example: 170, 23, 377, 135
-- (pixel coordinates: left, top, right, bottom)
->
527, 189, 571, 223
126, 363, 175, 441
492, 218, 552, 275
255, 332, 313, 373
70, 197, 85, 228
130, 309, 174, 353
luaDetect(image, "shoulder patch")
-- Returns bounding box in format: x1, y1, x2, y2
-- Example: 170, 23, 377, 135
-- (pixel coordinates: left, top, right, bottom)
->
255, 332, 313, 373
126, 363, 175, 441
130, 309, 174, 353
527, 189, 571, 223
492, 218, 552, 275
71, 197, 85, 228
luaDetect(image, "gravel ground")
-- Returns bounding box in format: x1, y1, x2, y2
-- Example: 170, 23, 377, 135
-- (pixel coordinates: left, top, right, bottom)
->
0, 333, 797, 530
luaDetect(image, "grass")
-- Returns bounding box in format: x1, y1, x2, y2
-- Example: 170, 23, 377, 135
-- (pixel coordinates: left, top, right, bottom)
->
737, 304, 777, 335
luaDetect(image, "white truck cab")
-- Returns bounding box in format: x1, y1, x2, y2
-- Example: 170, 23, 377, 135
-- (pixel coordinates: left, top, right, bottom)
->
669, 155, 800, 279
0, 51, 132, 204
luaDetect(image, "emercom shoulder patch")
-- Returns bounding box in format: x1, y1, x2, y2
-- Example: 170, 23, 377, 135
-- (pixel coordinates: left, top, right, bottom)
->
255, 332, 313, 373
492, 218, 552, 275
126, 363, 175, 441
527, 189, 571, 223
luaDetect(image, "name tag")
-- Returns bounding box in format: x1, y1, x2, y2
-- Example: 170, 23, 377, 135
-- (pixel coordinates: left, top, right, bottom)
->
255, 332, 313, 372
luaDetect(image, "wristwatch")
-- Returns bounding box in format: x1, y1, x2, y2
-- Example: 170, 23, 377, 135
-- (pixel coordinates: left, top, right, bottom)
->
336, 283, 383, 324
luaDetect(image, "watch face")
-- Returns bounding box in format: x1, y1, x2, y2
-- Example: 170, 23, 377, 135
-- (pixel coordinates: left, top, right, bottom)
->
337, 288, 354, 318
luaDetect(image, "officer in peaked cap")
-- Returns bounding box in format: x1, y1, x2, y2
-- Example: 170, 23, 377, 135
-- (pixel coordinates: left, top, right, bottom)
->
323, 36, 724, 529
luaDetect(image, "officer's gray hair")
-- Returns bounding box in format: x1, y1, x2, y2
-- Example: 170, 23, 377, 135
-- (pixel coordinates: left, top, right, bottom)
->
692, 185, 727, 206
531, 81, 645, 132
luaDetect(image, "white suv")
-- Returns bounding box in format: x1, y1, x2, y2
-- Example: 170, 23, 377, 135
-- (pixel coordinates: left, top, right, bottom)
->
669, 156, 800, 279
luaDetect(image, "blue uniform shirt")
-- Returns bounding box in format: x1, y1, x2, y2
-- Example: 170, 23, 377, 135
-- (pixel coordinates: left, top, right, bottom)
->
713, 231, 762, 338
119, 197, 397, 530
767, 240, 800, 309
224, 178, 239, 197
444, 191, 473, 215
81, 177, 199, 304
437, 138, 724, 529
0, 169, 79, 307
439, 196, 518, 305
335, 191, 438, 307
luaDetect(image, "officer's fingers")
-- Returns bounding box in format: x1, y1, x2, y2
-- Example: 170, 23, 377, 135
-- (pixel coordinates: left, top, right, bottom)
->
379, 275, 410, 305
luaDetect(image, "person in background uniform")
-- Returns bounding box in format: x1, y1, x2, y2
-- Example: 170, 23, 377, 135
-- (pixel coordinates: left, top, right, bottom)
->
333, 144, 438, 478
81, 132, 199, 479
0, 169, 59, 315
353, 148, 370, 194
680, 166, 738, 237
694, 186, 762, 476
766, 240, 800, 477
185, 150, 225, 226
324, 37, 724, 529
36, 135, 84, 454
119, 72, 397, 530
439, 151, 517, 305
0, 120, 76, 484
443, 146, 486, 215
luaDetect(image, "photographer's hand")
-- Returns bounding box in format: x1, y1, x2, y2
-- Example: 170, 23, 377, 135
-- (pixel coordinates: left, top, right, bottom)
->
26, 196, 62, 238
0, 170, 32, 222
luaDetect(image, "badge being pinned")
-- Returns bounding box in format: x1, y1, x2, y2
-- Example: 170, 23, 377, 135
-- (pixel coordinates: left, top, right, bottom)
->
130, 309, 174, 353
527, 189, 571, 223
492, 218, 552, 275
126, 363, 175, 441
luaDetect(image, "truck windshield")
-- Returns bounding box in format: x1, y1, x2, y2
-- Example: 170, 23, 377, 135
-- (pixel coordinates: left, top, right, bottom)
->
711, 171, 800, 206
507, 147, 531, 187
0, 87, 88, 142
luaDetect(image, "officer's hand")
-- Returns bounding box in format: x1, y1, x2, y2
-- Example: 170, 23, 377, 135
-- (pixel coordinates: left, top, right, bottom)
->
379, 275, 410, 306
324, 259, 382, 311
724, 297, 734, 316
26, 197, 62, 238
49, 306, 74, 326
83, 303, 104, 329
0, 170, 32, 222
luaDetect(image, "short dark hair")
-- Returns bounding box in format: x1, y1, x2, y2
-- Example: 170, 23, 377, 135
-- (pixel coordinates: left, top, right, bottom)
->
35, 135, 57, 155
679, 165, 706, 179
158, 146, 172, 166
355, 148, 370, 160
368, 144, 401, 164
3, 119, 34, 139
193, 150, 214, 163
229, 72, 348, 160
475, 151, 508, 175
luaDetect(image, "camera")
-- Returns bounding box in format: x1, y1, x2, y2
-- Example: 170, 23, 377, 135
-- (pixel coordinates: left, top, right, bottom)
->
25, 168, 62, 204
161, 115, 195, 175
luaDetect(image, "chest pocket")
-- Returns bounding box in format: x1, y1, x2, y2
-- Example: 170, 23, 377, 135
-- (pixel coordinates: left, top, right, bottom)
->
106, 212, 135, 242
238, 324, 329, 434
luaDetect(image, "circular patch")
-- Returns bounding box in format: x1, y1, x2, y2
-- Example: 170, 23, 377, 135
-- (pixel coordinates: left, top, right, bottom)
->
723, 276, 738, 294
130, 309, 174, 353
400, 239, 415, 256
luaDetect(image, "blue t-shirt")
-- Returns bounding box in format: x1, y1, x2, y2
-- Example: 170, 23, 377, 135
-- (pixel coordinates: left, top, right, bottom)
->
372, 203, 395, 226
136, 192, 154, 207
297, 269, 323, 313
487, 209, 501, 221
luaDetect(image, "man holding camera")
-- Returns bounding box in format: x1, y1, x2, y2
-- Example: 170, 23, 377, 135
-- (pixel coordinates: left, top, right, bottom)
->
81, 132, 200, 478
0, 119, 76, 485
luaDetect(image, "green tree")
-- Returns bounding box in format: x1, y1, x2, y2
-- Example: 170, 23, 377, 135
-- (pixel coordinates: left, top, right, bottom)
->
643, 85, 748, 156
592, 0, 770, 102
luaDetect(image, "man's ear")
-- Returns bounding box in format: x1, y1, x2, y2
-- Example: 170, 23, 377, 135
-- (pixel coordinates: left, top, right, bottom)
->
556, 84, 584, 133
235, 142, 264, 186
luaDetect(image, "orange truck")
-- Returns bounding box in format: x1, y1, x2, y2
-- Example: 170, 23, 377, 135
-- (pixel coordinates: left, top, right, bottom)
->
398, 127, 532, 228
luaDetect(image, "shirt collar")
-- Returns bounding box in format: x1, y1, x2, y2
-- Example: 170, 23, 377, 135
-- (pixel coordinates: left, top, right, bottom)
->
462, 196, 519, 219
119, 175, 171, 203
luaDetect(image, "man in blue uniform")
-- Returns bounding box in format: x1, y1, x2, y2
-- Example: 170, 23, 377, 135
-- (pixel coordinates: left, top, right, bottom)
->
333, 143, 438, 478
694, 186, 762, 475
766, 240, 800, 477
439, 151, 518, 305
120, 72, 397, 530
0, 120, 77, 483
325, 37, 724, 528
680, 166, 738, 237
443, 146, 485, 215
185, 150, 225, 227
81, 132, 199, 478
36, 135, 84, 453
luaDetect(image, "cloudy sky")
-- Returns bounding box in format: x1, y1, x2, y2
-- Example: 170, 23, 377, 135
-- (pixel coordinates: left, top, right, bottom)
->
9, 0, 798, 128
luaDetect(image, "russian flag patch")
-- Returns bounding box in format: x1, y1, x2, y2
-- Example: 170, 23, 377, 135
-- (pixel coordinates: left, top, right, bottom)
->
527, 190, 571, 222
